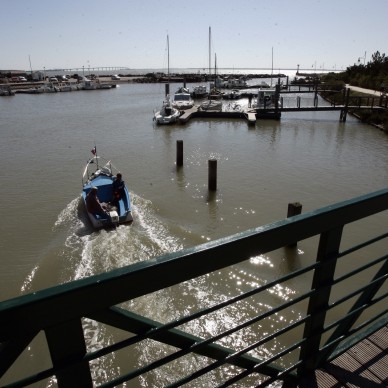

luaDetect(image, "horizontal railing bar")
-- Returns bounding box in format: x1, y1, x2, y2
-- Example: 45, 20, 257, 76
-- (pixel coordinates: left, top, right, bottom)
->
219, 339, 306, 387
324, 291, 388, 335
89, 311, 273, 385
2, 189, 387, 339
3, 363, 56, 388
99, 292, 314, 386
318, 257, 388, 363
329, 273, 387, 312
168, 317, 307, 387
89, 285, 316, 374
0, 331, 38, 378
337, 232, 388, 258
86, 264, 317, 363
259, 360, 304, 388
86, 254, 382, 369
321, 312, 388, 363
333, 254, 388, 287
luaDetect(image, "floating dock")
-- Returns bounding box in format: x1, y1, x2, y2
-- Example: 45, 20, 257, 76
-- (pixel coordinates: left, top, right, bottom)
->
178, 105, 280, 125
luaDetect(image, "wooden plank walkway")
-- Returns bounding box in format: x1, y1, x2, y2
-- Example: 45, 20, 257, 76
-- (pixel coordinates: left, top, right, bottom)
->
291, 325, 388, 387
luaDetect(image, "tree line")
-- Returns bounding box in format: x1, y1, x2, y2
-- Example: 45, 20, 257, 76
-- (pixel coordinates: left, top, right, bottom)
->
324, 51, 387, 91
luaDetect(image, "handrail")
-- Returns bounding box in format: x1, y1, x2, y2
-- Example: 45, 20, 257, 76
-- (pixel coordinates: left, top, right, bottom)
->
1, 188, 387, 387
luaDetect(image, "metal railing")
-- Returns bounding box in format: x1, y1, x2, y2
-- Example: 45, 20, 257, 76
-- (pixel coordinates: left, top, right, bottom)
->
1, 188, 387, 387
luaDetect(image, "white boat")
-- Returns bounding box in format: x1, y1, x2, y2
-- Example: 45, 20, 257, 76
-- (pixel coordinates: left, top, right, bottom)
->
256, 81, 271, 88
172, 87, 194, 110
154, 95, 181, 124
192, 85, 208, 98
223, 77, 248, 89
0, 86, 15, 96
223, 89, 241, 100
253, 89, 279, 109
153, 35, 181, 124
59, 83, 75, 92
82, 148, 133, 229
97, 83, 112, 90
42, 82, 60, 92
82, 80, 97, 90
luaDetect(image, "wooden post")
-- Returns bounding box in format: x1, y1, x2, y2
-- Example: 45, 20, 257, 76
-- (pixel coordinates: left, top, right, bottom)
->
287, 202, 302, 218
287, 202, 302, 247
275, 84, 280, 114
208, 159, 217, 191
176, 140, 183, 167
165, 83, 169, 96
340, 88, 350, 122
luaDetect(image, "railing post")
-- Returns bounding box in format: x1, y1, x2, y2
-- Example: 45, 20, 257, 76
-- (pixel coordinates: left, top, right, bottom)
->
45, 319, 92, 387
318, 258, 388, 365
298, 226, 343, 376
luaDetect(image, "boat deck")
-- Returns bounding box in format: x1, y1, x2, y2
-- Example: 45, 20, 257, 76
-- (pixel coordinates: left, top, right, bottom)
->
294, 325, 388, 387
179, 104, 265, 124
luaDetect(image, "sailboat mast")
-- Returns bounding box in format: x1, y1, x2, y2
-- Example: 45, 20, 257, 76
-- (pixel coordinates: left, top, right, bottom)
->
271, 46, 273, 87
167, 35, 170, 85
209, 26, 211, 79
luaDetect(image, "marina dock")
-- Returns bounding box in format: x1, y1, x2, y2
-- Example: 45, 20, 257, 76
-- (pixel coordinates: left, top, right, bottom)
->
178, 104, 254, 124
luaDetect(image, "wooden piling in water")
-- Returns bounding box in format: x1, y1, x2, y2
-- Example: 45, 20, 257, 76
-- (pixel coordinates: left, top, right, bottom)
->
287, 202, 302, 218
176, 140, 183, 167
287, 202, 302, 247
208, 159, 217, 191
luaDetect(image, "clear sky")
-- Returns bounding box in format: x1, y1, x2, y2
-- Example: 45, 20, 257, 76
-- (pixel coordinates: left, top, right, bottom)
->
2, 0, 387, 72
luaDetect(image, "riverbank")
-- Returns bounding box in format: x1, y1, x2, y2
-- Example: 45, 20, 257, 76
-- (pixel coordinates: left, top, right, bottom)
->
319, 84, 387, 132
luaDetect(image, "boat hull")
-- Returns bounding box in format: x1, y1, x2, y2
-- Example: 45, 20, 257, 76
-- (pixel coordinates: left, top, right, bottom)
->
82, 158, 133, 229
154, 107, 181, 125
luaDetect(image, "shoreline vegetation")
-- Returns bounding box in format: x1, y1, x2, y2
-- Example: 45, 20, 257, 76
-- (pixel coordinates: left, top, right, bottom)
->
301, 50, 388, 132
321, 51, 388, 133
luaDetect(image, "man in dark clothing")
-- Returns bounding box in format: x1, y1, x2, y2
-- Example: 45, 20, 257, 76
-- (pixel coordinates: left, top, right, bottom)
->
86, 187, 108, 216
112, 173, 125, 202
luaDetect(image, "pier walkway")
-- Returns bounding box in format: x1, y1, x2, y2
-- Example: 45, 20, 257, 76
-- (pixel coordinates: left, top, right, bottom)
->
296, 324, 388, 387
177, 84, 387, 124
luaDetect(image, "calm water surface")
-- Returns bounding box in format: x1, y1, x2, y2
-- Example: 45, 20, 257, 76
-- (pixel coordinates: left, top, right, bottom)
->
0, 81, 387, 385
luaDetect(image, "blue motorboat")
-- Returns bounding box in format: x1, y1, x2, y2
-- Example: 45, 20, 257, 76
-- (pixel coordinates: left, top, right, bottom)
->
82, 149, 133, 228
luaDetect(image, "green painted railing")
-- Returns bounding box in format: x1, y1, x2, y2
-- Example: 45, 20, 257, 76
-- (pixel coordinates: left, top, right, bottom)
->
1, 189, 387, 387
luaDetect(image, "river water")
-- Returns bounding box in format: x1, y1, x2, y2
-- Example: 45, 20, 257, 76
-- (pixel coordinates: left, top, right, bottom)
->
0, 78, 387, 386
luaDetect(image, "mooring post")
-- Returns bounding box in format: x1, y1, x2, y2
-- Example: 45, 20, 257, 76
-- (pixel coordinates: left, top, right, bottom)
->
287, 202, 302, 217
165, 83, 169, 96
287, 202, 302, 247
176, 140, 183, 167
208, 159, 217, 191
275, 84, 280, 113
